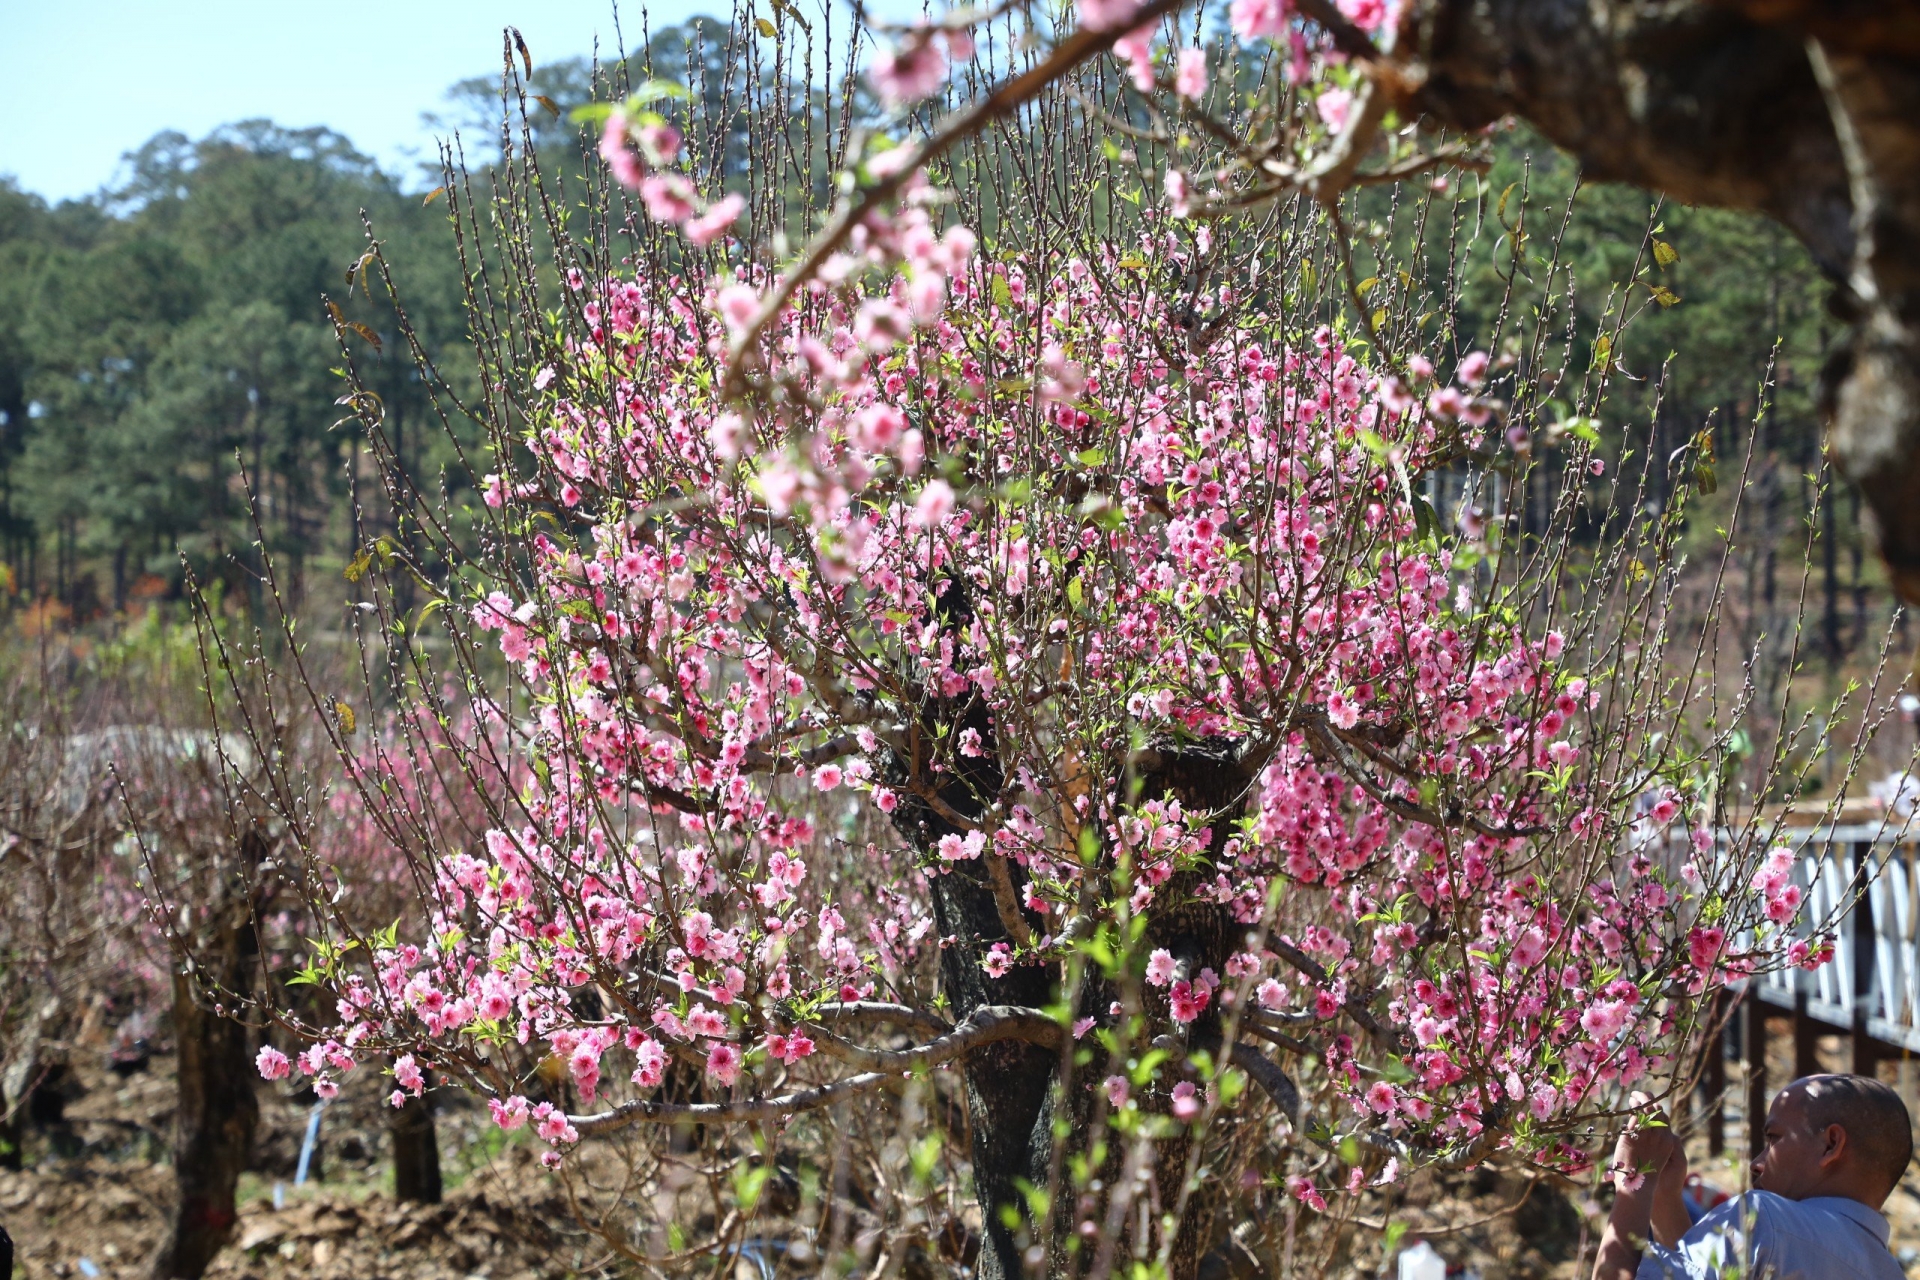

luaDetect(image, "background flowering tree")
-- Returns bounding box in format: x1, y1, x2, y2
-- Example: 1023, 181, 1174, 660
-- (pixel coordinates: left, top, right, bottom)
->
197, 7, 1900, 1279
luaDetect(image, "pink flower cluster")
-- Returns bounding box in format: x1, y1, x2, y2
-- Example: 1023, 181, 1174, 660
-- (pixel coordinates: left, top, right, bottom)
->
599, 106, 743, 247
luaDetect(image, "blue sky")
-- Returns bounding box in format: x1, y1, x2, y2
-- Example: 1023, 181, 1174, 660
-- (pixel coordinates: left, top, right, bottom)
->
0, 0, 712, 202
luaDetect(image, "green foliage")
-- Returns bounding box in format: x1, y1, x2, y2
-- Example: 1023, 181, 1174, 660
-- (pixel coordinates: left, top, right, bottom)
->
0, 123, 469, 613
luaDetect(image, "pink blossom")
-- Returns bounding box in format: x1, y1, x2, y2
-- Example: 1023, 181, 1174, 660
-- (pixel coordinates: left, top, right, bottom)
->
1175, 47, 1208, 99
983, 942, 1014, 977
1114, 26, 1156, 93
907, 271, 947, 324
912, 480, 956, 526
1228, 0, 1290, 40
1315, 87, 1353, 132
256, 1046, 290, 1081
1146, 948, 1178, 986
639, 122, 682, 164
490, 1095, 529, 1130
598, 113, 646, 189
856, 404, 906, 452
1338, 0, 1388, 33
1080, 0, 1143, 32
639, 173, 698, 224
393, 1054, 425, 1095
1170, 1080, 1201, 1120
631, 1038, 668, 1087
1579, 999, 1631, 1043
683, 193, 744, 247
1104, 1075, 1130, 1108
1168, 979, 1210, 1022
1163, 168, 1192, 217
1687, 926, 1725, 971
1765, 883, 1804, 925
716, 283, 761, 335
706, 1041, 742, 1086
813, 764, 844, 791
869, 37, 948, 107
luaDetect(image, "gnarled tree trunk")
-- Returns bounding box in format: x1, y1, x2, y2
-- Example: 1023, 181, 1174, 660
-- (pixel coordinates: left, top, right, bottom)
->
889, 643, 1257, 1280
1403, 0, 1920, 596
149, 830, 263, 1280
390, 1070, 442, 1205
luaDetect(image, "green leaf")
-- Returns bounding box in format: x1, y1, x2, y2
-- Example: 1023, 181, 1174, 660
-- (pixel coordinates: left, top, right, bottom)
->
734, 1162, 771, 1209
1648, 283, 1681, 308
629, 79, 691, 106
1410, 494, 1439, 545
910, 1133, 943, 1185
756, 17, 777, 37
1652, 238, 1679, 267
991, 275, 1014, 308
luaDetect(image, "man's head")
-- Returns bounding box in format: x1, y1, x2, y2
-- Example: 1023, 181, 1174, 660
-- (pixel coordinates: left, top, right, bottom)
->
1751, 1073, 1914, 1207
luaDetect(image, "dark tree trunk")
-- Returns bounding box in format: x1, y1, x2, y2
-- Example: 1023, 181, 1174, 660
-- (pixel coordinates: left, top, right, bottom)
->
888, 677, 1254, 1280
390, 1074, 442, 1205
1405, 0, 1920, 598
887, 679, 1056, 1280
149, 833, 263, 1280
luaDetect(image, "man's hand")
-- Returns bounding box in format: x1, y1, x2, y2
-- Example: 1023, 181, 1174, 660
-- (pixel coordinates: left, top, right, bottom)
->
1593, 1118, 1687, 1280
1611, 1121, 1683, 1194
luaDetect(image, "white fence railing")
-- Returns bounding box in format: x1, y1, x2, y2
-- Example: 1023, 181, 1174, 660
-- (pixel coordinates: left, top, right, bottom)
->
1753, 824, 1920, 1054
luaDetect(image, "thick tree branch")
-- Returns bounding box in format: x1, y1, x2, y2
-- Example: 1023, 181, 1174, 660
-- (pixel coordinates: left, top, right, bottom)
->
570, 1070, 892, 1135
1229, 1041, 1302, 1121
807, 1003, 1064, 1072
808, 1000, 955, 1039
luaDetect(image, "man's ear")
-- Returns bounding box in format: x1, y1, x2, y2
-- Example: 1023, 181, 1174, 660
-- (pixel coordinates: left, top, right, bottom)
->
1819, 1123, 1849, 1169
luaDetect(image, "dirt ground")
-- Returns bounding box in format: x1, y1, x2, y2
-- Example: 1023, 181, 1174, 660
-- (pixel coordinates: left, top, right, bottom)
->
0, 1046, 604, 1280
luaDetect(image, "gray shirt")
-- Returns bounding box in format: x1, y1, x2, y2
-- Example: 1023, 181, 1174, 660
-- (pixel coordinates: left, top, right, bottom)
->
1635, 1191, 1902, 1280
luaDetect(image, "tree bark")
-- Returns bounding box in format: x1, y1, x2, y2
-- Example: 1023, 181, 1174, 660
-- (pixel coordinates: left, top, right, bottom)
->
390, 1076, 442, 1205
887, 682, 1056, 1280
888, 695, 1254, 1280
1405, 0, 1920, 597
149, 833, 263, 1280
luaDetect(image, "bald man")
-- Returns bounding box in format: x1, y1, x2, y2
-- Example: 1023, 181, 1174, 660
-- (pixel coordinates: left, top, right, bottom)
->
1594, 1074, 1913, 1280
